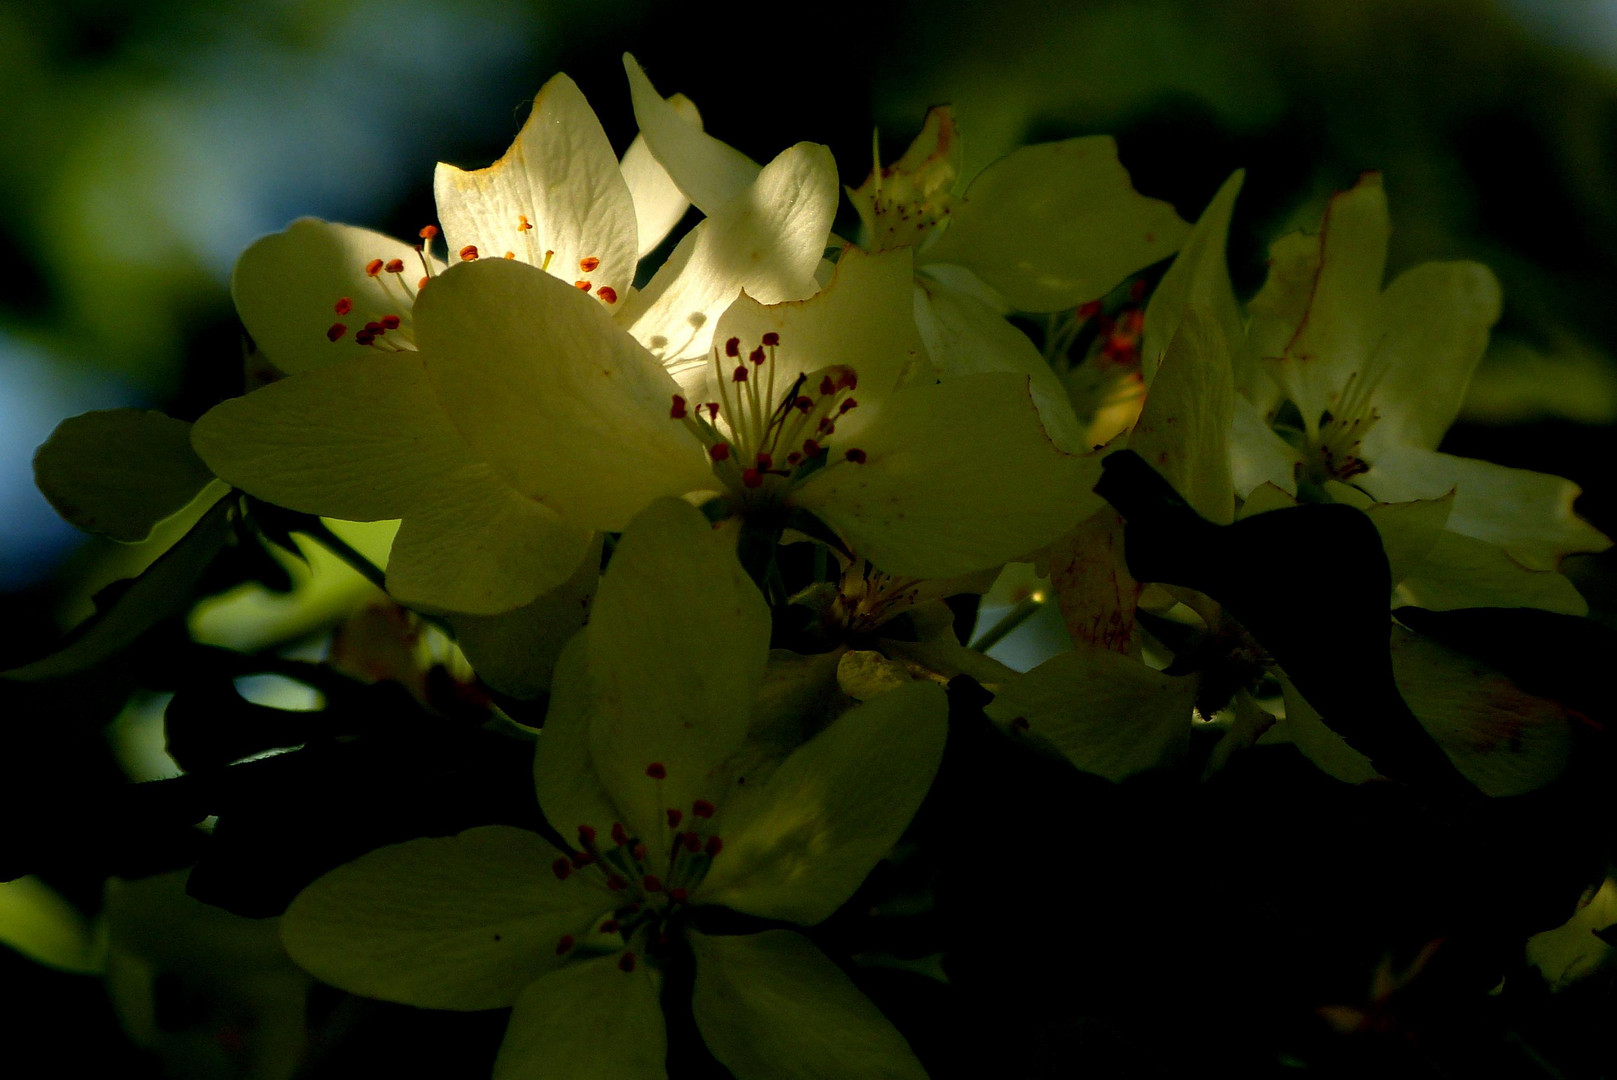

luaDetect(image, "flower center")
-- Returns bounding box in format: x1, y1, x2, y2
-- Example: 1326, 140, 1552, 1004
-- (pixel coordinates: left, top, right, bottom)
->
547, 761, 726, 968
832, 563, 926, 636
1308, 370, 1381, 486
668, 332, 868, 502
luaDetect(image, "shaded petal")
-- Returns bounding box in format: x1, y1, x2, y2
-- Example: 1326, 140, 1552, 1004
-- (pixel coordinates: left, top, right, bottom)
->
435, 73, 636, 305
232, 218, 442, 376
690, 929, 927, 1080
624, 54, 760, 218
495, 956, 666, 1080
698, 681, 946, 924
1394, 531, 1590, 615
792, 372, 1099, 579
446, 533, 601, 699
1141, 170, 1244, 384
914, 273, 1084, 453
1362, 445, 1611, 569
622, 143, 838, 388
1261, 174, 1389, 431
385, 464, 594, 615
621, 92, 702, 259
984, 647, 1197, 781
1230, 395, 1301, 498
924, 136, 1188, 312
192, 354, 473, 522
280, 827, 608, 1011
586, 499, 771, 843
1363, 261, 1501, 453
532, 635, 625, 839
417, 258, 717, 531
1046, 507, 1141, 655
35, 409, 216, 542
1128, 305, 1235, 524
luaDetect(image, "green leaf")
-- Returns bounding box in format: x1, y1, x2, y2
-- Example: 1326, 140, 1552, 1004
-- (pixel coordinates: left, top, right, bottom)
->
691, 929, 927, 1080
698, 681, 946, 925
280, 826, 607, 1011
35, 409, 218, 543
495, 955, 667, 1079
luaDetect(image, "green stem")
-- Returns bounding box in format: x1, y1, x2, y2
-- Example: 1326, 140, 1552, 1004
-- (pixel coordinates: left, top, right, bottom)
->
969, 597, 1044, 654
297, 519, 456, 638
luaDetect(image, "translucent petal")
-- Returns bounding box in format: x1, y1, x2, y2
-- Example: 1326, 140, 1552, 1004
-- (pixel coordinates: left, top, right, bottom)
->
697, 681, 946, 924
924, 135, 1189, 312
1142, 170, 1244, 384
532, 635, 626, 839
435, 73, 637, 306
791, 372, 1099, 580
585, 499, 771, 844
984, 647, 1196, 781
621, 143, 839, 388
690, 929, 927, 1080
621, 92, 702, 259
35, 409, 216, 542
495, 956, 666, 1080
416, 258, 717, 530
624, 54, 760, 218
1128, 305, 1235, 525
1230, 395, 1301, 498
1394, 531, 1590, 615
280, 827, 609, 1011
231, 218, 442, 376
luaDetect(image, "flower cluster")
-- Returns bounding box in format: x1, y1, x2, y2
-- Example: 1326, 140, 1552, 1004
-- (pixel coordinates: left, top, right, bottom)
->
19, 51, 1613, 1080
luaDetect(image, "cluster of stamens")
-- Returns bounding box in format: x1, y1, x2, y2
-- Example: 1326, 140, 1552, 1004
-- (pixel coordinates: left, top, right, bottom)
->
547, 761, 725, 973
1312, 370, 1382, 483
669, 333, 868, 498
832, 562, 926, 636
325, 216, 620, 350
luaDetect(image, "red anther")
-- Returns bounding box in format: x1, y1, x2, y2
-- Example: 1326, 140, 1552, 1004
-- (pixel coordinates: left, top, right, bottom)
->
1097, 314, 1116, 334
518, 215, 533, 232
631, 842, 648, 861
579, 255, 600, 272
708, 444, 731, 462
838, 398, 858, 414
669, 887, 689, 903
705, 402, 720, 418
749, 345, 766, 365
555, 934, 575, 955
670, 394, 688, 420
692, 799, 716, 819
418, 224, 439, 240
551, 858, 572, 880
577, 824, 597, 845
333, 297, 353, 315
817, 416, 835, 434
1122, 308, 1145, 333
1010, 716, 1031, 734
642, 875, 663, 893
837, 370, 858, 391
1128, 278, 1149, 302
819, 375, 836, 396
503, 251, 516, 259
606, 876, 627, 891
786, 451, 802, 466
732, 365, 748, 383
611, 823, 629, 846
570, 852, 596, 869
682, 831, 701, 852
418, 277, 430, 291
599, 919, 619, 934
741, 468, 763, 489
326, 323, 348, 342
384, 258, 405, 274
802, 439, 822, 456
755, 453, 773, 470
365, 258, 385, 277
725, 337, 741, 358
459, 245, 480, 261
575, 280, 592, 291
645, 762, 668, 780
794, 395, 813, 413
844, 448, 868, 464
704, 836, 724, 857
363, 321, 385, 334
354, 329, 377, 346
381, 314, 401, 330
618, 952, 637, 973
1077, 299, 1103, 318
597, 286, 618, 304
666, 808, 684, 828
761, 331, 780, 346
